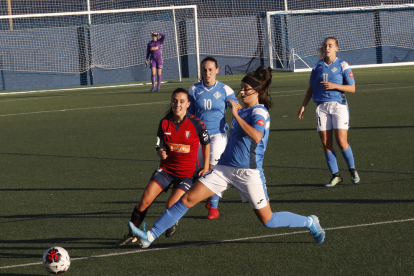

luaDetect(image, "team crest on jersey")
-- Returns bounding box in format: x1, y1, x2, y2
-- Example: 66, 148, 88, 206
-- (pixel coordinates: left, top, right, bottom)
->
213, 91, 222, 99
185, 131, 191, 139
331, 67, 337, 73
349, 71, 354, 78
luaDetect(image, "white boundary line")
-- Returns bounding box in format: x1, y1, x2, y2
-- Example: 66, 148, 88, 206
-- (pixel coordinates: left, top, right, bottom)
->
0, 101, 170, 117
1, 218, 413, 270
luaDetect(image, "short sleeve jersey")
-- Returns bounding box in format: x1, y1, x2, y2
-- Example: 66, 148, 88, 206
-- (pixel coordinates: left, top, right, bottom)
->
146, 33, 165, 61
188, 81, 239, 135
156, 112, 210, 178
309, 57, 355, 104
218, 104, 270, 170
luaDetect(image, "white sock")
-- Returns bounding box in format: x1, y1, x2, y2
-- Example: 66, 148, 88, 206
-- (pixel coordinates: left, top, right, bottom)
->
147, 231, 155, 242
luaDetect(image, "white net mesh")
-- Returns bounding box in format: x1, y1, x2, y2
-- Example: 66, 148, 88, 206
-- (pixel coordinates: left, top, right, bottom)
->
0, 1, 413, 90
268, 5, 414, 70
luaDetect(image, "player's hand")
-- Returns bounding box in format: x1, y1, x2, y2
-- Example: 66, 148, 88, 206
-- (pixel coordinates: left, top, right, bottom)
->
157, 148, 168, 159
198, 167, 209, 177
145, 60, 148, 67
320, 81, 337, 90
226, 100, 239, 117
298, 106, 306, 119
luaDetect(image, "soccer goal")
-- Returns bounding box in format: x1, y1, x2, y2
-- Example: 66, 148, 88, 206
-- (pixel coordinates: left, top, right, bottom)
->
0, 5, 200, 89
267, 4, 414, 72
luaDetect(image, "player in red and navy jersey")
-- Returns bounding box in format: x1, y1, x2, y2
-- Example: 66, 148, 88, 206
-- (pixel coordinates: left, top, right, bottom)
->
117, 88, 210, 246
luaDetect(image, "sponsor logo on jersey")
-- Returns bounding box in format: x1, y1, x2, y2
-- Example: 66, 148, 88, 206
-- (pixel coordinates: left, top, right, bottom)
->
213, 91, 222, 99
349, 71, 354, 78
165, 142, 190, 153
331, 67, 337, 73
257, 119, 265, 127
150, 46, 159, 51
185, 131, 191, 139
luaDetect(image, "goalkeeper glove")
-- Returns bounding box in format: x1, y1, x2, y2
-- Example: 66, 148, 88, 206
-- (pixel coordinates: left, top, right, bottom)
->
145, 60, 148, 67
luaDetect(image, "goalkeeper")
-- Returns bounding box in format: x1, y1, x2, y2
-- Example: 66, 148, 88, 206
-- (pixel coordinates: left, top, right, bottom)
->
145, 31, 166, 92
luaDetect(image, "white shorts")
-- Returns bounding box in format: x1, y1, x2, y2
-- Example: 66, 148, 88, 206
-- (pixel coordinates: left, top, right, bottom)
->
316, 101, 349, 131
209, 133, 227, 166
199, 164, 268, 210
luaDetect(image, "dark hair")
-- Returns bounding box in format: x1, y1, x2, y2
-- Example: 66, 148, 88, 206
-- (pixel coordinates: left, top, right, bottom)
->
240, 66, 273, 110
318, 37, 339, 60
166, 88, 190, 116
200, 56, 218, 82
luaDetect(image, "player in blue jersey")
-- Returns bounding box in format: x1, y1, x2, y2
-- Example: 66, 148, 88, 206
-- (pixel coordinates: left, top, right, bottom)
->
298, 37, 360, 187
188, 56, 241, 219
127, 67, 326, 248
145, 32, 165, 92
116, 88, 210, 246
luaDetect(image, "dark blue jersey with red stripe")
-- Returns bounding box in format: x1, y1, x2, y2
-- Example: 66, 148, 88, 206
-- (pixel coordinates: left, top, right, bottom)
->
156, 112, 210, 178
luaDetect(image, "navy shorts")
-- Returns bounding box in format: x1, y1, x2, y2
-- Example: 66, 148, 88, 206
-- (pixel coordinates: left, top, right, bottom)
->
150, 167, 193, 192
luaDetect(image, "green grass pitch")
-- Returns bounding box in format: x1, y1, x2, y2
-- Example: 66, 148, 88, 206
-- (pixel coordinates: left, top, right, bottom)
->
1, 66, 413, 275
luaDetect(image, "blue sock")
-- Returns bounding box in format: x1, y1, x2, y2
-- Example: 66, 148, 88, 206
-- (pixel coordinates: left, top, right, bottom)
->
324, 150, 339, 174
264, 212, 311, 228
151, 74, 156, 88
208, 195, 220, 209
341, 145, 355, 169
149, 199, 189, 239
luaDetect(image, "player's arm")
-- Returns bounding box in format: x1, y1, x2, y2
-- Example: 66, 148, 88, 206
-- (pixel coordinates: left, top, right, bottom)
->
320, 82, 355, 93
155, 120, 168, 159
196, 120, 211, 176
187, 86, 196, 115
224, 86, 242, 109
298, 85, 313, 119
199, 143, 211, 177
227, 100, 263, 144
146, 43, 151, 61
158, 32, 166, 43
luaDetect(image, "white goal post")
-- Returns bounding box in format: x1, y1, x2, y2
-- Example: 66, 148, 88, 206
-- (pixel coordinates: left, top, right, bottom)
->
0, 5, 200, 81
267, 4, 414, 72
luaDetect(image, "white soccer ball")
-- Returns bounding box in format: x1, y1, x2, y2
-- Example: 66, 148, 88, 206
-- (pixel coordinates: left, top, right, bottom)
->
42, 246, 71, 274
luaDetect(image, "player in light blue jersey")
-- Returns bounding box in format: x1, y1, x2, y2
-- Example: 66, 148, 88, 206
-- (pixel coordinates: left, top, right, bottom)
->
127, 67, 326, 248
298, 37, 360, 187
188, 56, 241, 220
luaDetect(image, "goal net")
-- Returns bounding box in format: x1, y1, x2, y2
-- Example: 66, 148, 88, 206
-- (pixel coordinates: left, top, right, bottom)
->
0, 5, 199, 89
267, 4, 414, 72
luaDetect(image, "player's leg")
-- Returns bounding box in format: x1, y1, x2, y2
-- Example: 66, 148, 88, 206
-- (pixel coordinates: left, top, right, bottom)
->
317, 103, 342, 187
157, 66, 163, 92
128, 166, 230, 248
234, 169, 325, 244
206, 133, 227, 219
116, 180, 163, 246
164, 177, 193, 238
129, 180, 216, 248
333, 104, 360, 184
150, 62, 157, 92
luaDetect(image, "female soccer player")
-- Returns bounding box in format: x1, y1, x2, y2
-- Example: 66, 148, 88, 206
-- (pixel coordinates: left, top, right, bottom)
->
128, 67, 326, 248
117, 88, 210, 245
145, 31, 165, 92
188, 56, 241, 220
298, 37, 360, 187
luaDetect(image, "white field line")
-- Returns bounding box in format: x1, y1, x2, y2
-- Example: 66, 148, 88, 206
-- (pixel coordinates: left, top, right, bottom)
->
1, 217, 413, 270
0, 101, 170, 117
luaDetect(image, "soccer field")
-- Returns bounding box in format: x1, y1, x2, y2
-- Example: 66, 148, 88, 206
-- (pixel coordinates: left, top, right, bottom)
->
1, 66, 413, 275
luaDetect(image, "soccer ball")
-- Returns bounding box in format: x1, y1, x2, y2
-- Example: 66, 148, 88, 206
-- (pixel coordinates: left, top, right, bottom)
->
42, 246, 71, 274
